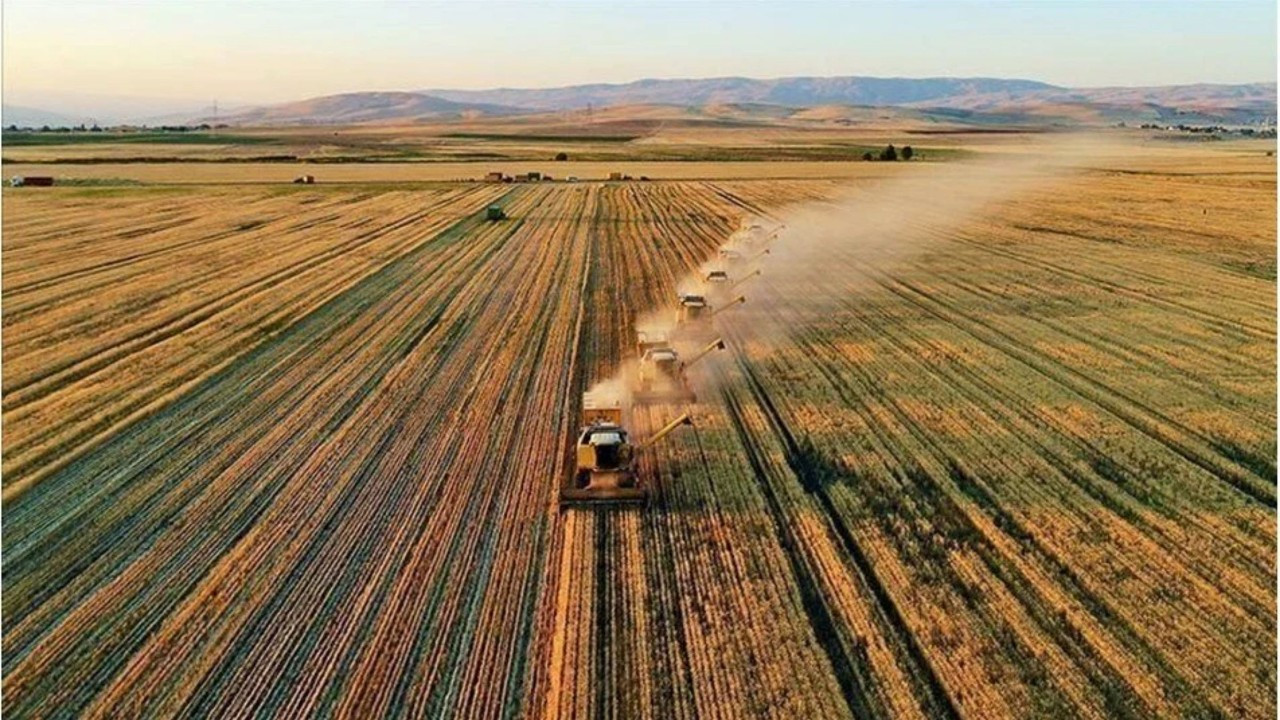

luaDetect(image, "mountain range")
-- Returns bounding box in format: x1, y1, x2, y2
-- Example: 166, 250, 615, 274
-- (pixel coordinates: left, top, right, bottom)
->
8, 76, 1276, 128
421, 76, 1062, 110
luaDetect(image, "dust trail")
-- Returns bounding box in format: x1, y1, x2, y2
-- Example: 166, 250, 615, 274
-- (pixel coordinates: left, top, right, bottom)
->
707, 134, 1116, 359
590, 135, 1112, 417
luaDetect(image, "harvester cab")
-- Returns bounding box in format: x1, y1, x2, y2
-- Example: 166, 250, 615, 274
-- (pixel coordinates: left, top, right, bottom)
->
486, 205, 506, 221
561, 391, 693, 506
636, 329, 672, 356
675, 293, 709, 327
718, 248, 743, 262
705, 269, 729, 283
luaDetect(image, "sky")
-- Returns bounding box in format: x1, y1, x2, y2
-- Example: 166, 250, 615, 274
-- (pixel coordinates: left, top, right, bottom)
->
3, 0, 1276, 114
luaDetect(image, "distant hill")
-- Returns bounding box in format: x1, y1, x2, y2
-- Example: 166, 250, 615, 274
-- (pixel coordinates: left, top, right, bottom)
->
911, 82, 1278, 124
206, 92, 523, 126
422, 76, 1061, 110
2, 104, 90, 128
194, 77, 1275, 128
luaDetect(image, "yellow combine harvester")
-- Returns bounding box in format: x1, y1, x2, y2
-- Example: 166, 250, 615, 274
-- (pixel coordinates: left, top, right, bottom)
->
676, 293, 745, 334
718, 246, 770, 265
634, 337, 725, 404
706, 269, 760, 303
560, 391, 691, 506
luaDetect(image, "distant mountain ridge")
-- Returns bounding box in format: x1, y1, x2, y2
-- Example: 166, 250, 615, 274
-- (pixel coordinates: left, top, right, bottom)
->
421, 75, 1062, 110
15, 75, 1272, 128
215, 76, 1273, 127
3, 104, 91, 128
201, 91, 523, 126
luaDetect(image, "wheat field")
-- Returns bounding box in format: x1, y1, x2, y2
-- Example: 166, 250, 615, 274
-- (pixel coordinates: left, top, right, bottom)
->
2, 143, 1274, 718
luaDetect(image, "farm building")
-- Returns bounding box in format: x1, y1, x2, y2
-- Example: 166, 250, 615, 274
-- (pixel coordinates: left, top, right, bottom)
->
484, 172, 506, 183
11, 176, 54, 187
293, 175, 315, 184
608, 172, 624, 181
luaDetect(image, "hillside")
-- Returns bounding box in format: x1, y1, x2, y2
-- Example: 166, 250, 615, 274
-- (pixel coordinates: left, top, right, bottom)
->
423, 75, 1060, 110
199, 77, 1276, 128
2, 104, 90, 128
207, 91, 522, 126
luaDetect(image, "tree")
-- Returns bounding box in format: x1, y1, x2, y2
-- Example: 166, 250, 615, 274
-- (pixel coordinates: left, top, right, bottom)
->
861, 152, 873, 161
879, 144, 898, 161
555, 151, 569, 161
901, 145, 914, 161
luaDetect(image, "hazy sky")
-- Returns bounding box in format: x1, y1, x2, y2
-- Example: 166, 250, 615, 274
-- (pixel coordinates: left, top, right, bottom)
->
4, 0, 1276, 107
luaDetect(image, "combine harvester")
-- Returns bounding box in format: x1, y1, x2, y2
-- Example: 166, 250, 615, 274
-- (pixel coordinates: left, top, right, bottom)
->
737, 220, 784, 247
676, 292, 745, 338
706, 268, 761, 303
560, 391, 691, 506
718, 246, 770, 266
634, 337, 725, 404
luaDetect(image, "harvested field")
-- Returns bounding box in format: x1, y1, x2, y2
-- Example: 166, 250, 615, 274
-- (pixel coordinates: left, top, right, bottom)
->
1, 160, 905, 184
2, 144, 1275, 718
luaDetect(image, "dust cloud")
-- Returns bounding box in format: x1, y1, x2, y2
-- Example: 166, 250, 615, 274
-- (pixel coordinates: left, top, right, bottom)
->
586, 134, 1117, 422
709, 135, 1116, 351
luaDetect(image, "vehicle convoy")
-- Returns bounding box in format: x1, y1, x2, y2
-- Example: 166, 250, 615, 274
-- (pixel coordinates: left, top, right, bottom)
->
562, 223, 761, 508
634, 337, 725, 404
561, 391, 692, 506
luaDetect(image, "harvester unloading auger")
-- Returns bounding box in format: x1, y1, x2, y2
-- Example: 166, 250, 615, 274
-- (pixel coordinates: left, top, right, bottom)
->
727, 269, 761, 293
560, 391, 692, 506
634, 336, 726, 404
